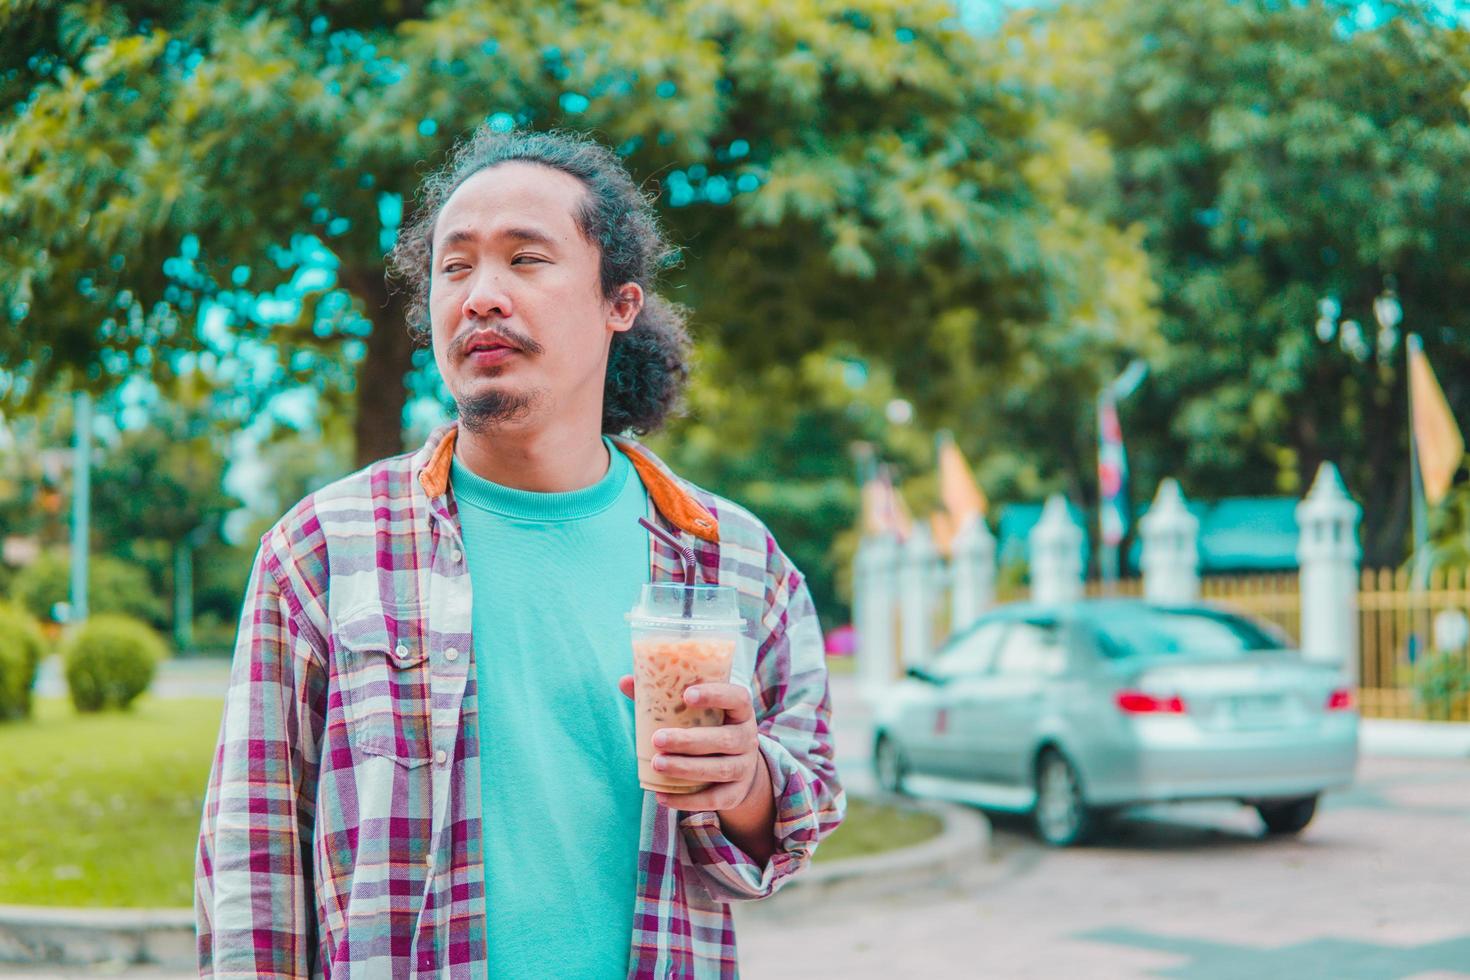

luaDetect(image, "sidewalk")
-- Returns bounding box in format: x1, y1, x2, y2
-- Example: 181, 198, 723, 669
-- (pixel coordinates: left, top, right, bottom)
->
34, 657, 231, 700
1360, 718, 1470, 758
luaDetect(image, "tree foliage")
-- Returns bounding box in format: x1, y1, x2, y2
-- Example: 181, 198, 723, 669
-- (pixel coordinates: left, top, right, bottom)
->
1043, 0, 1470, 563
2, 0, 1151, 467
3, 1, 1163, 622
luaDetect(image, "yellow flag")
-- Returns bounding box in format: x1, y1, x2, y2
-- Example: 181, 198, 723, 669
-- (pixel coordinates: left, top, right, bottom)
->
1409, 335, 1465, 506
937, 434, 988, 530
929, 510, 955, 558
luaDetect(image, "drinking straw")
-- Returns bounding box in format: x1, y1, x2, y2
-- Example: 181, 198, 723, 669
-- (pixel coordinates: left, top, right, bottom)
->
638, 517, 698, 618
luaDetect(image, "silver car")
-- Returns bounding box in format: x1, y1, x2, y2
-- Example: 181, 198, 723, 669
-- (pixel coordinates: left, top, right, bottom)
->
871, 599, 1358, 845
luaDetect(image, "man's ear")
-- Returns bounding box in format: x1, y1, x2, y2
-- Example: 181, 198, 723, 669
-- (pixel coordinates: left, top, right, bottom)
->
607, 283, 644, 334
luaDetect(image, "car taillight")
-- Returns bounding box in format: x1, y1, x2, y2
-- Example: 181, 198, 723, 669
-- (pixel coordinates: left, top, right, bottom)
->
1115, 691, 1186, 714
1326, 688, 1354, 711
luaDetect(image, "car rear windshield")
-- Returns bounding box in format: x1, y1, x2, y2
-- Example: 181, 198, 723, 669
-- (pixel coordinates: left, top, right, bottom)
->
1091, 607, 1289, 658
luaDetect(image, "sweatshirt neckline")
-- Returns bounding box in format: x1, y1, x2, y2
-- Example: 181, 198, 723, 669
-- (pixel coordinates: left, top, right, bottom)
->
450, 437, 632, 522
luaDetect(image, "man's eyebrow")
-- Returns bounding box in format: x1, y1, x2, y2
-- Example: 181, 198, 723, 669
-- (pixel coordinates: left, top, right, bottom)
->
436, 226, 558, 250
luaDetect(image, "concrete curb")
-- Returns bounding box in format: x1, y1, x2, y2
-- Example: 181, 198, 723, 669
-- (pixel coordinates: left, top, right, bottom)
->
751, 794, 990, 911
0, 797, 987, 968
0, 905, 194, 970
1361, 718, 1470, 759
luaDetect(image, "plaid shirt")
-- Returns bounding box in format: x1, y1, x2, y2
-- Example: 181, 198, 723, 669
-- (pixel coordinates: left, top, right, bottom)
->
195, 424, 845, 978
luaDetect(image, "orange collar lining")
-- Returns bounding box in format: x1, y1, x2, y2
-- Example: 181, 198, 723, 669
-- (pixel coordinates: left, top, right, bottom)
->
418, 428, 719, 543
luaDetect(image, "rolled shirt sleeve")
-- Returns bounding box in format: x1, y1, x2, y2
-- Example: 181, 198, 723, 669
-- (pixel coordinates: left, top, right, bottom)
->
679, 566, 846, 901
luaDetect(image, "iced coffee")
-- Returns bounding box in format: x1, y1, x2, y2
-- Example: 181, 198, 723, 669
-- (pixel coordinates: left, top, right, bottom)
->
627, 583, 744, 794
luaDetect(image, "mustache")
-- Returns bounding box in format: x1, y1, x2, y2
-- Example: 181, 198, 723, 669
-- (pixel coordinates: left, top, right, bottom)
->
448, 323, 545, 358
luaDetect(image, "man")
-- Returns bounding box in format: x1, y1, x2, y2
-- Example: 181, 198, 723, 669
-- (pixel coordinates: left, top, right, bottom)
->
195, 127, 844, 979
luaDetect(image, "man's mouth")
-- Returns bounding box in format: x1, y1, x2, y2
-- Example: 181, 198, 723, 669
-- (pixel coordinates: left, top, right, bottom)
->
458, 329, 530, 370
463, 334, 518, 356
454, 325, 543, 364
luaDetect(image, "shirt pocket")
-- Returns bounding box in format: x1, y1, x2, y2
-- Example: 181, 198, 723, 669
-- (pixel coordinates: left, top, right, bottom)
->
334, 606, 433, 769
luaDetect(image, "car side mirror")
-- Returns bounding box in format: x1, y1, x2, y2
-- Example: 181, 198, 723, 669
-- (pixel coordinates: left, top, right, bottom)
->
905, 665, 946, 685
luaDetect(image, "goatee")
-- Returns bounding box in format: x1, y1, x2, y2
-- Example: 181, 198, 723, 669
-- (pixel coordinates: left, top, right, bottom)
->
454, 387, 542, 432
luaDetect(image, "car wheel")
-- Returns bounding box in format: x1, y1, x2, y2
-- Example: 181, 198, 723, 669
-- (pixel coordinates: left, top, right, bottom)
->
1034, 749, 1094, 847
874, 734, 908, 795
1256, 795, 1318, 836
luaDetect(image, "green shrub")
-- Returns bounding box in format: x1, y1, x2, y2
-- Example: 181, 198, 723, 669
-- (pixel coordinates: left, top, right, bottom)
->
11, 550, 167, 629
0, 602, 45, 720
62, 615, 166, 712
1414, 651, 1470, 722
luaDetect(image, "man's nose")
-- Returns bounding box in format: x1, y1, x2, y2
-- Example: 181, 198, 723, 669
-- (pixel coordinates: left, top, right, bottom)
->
462, 271, 512, 321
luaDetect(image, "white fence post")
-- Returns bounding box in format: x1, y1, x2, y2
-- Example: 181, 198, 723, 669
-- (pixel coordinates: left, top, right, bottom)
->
950, 517, 997, 635
1030, 495, 1084, 605
854, 533, 900, 702
1140, 478, 1201, 604
1296, 463, 1362, 680
899, 524, 939, 667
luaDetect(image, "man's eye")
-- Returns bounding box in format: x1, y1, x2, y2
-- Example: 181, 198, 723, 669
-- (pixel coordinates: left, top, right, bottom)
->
511, 254, 545, 265
441, 263, 468, 274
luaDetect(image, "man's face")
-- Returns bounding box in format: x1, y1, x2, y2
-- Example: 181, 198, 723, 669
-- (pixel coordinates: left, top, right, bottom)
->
428, 161, 636, 432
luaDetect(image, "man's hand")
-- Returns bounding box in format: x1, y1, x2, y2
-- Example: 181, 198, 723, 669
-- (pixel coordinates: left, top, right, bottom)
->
618, 675, 778, 862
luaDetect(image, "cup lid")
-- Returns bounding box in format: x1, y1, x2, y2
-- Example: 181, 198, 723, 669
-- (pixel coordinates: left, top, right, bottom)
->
627, 582, 745, 629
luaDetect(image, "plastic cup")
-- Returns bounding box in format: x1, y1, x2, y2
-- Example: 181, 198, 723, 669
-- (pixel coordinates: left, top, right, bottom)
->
627, 583, 744, 794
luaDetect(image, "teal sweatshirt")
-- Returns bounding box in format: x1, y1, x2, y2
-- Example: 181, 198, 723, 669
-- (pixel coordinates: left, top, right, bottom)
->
450, 439, 650, 978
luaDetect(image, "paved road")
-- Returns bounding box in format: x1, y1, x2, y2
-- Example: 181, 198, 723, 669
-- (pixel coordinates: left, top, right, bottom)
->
735, 672, 1470, 979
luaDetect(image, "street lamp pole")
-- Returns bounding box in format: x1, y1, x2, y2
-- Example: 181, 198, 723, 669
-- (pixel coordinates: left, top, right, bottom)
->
1316, 280, 1407, 574
69, 390, 91, 623
1098, 360, 1147, 591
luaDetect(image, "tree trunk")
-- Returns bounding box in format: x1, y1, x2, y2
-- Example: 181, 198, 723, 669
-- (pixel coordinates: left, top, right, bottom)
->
342, 266, 416, 470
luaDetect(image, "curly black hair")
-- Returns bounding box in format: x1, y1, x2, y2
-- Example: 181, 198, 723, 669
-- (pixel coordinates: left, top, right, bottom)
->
386, 128, 690, 436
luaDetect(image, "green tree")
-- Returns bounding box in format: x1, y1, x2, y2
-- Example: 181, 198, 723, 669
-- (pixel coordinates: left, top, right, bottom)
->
0, 392, 76, 548
12, 548, 166, 627
1045, 0, 1470, 564
93, 380, 238, 535
651, 346, 935, 627
89, 374, 243, 635
2, 0, 1151, 477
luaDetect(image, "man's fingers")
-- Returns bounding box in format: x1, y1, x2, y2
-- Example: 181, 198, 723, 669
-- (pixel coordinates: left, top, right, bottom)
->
653, 723, 750, 756
654, 758, 761, 812
617, 675, 635, 700
651, 751, 752, 785
683, 682, 753, 723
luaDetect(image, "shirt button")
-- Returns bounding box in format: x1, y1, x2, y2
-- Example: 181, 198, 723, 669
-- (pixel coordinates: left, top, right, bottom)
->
394, 643, 409, 659
450, 548, 463, 563
435, 749, 448, 766
444, 647, 459, 663
425, 853, 435, 870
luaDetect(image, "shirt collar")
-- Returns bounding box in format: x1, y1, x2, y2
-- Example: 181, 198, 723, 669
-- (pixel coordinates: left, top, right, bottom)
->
414, 423, 720, 543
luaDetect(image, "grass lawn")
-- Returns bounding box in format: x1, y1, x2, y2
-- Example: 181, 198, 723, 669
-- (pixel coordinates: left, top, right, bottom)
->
813, 796, 943, 863
0, 695, 224, 907
0, 693, 934, 906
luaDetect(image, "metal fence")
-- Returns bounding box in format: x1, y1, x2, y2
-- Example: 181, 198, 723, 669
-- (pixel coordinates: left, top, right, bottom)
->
1355, 567, 1470, 722
1200, 573, 1302, 645
1198, 568, 1469, 723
